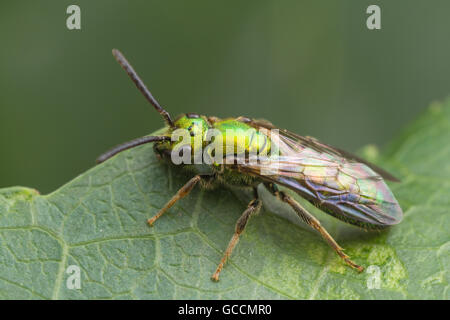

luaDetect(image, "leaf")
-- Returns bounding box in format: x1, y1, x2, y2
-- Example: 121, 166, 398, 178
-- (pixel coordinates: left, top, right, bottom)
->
1, 101, 449, 300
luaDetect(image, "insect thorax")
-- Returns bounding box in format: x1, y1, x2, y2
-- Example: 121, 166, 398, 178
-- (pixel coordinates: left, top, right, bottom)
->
154, 115, 271, 164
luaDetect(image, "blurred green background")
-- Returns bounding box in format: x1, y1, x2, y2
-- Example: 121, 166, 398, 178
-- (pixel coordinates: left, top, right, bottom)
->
1, 0, 449, 194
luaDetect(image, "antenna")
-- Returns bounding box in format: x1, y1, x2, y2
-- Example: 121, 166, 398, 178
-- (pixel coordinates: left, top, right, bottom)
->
112, 49, 174, 128
96, 135, 170, 164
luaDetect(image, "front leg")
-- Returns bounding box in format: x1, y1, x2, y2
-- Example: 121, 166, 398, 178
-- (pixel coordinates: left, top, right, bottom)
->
148, 175, 203, 226
211, 189, 262, 281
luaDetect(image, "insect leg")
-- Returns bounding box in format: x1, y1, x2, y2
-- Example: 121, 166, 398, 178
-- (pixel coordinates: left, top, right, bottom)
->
264, 182, 363, 272
211, 191, 262, 282
147, 175, 202, 226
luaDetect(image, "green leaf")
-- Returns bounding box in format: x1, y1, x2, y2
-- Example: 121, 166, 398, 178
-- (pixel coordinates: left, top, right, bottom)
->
1, 100, 449, 300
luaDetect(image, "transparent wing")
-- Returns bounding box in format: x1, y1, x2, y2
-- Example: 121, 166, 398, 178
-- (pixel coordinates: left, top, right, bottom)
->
231, 122, 403, 228
241, 117, 400, 182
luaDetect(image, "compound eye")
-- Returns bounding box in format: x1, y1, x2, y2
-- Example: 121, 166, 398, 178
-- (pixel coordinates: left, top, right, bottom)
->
186, 113, 200, 119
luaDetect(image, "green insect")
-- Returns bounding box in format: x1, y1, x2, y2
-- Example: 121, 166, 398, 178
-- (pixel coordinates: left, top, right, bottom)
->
97, 49, 403, 281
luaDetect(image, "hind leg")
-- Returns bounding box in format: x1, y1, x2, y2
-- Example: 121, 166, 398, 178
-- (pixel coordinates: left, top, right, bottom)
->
264, 182, 363, 272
